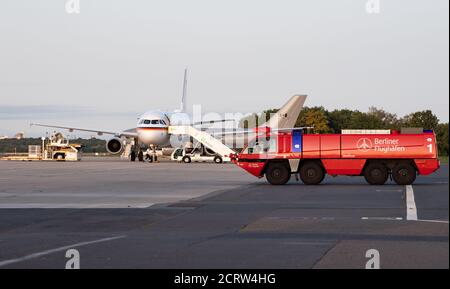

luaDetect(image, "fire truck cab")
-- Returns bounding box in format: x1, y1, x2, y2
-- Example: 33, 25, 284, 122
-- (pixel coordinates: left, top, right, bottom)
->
234, 128, 440, 186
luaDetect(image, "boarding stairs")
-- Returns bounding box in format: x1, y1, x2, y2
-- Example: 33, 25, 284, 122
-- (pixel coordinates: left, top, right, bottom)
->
168, 126, 235, 157
121, 143, 132, 159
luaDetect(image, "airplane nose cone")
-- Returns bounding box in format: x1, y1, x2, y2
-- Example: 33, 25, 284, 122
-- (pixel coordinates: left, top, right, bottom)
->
138, 128, 169, 146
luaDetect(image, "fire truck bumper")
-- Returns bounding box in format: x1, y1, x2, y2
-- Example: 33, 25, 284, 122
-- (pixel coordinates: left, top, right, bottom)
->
414, 159, 440, 175
236, 161, 265, 178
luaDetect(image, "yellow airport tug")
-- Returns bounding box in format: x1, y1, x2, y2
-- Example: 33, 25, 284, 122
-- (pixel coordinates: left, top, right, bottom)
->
43, 132, 83, 161
1, 132, 82, 161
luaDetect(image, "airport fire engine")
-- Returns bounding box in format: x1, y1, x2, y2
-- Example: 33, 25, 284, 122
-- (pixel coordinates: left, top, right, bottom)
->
168, 125, 440, 186
232, 128, 440, 185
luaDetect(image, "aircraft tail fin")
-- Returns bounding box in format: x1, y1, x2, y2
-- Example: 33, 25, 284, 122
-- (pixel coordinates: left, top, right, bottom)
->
180, 68, 188, 113
262, 95, 307, 129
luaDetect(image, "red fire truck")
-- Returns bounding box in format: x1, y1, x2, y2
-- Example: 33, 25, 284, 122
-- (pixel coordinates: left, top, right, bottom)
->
232, 128, 440, 185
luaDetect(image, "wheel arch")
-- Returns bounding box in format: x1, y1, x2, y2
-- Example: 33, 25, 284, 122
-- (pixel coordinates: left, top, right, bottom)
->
262, 159, 291, 176
363, 159, 416, 175
299, 159, 326, 173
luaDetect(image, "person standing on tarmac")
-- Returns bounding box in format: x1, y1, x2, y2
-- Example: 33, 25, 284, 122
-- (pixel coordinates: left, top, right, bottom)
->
138, 149, 144, 162
145, 148, 153, 162
130, 150, 136, 162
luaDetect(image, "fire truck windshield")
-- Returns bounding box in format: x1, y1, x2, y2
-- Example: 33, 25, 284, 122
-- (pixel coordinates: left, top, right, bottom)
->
243, 136, 277, 154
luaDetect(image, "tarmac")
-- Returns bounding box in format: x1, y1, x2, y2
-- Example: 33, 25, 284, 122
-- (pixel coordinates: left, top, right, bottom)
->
0, 157, 448, 268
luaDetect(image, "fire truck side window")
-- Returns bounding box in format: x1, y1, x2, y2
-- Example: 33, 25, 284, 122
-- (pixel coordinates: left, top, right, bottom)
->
244, 137, 277, 154
267, 137, 277, 153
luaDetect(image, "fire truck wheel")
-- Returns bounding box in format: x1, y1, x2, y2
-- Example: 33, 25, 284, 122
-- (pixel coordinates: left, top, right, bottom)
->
364, 162, 388, 185
182, 156, 191, 163
213, 156, 223, 164
392, 163, 416, 185
299, 162, 325, 185
266, 163, 291, 185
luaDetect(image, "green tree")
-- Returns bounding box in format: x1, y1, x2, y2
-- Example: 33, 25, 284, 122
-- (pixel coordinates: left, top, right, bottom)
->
328, 109, 355, 132
367, 107, 400, 129
436, 123, 449, 156
0, 137, 107, 153
296, 107, 331, 133
347, 111, 384, 129
402, 110, 439, 130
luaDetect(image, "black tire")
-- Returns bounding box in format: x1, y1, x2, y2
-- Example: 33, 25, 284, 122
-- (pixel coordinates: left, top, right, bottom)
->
299, 161, 325, 185
265, 163, 291, 185
213, 156, 223, 164
319, 172, 326, 183
55, 154, 65, 161
182, 156, 191, 163
392, 163, 416, 185
364, 162, 389, 185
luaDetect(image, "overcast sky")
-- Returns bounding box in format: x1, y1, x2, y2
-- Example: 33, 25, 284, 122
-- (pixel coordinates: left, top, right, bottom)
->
0, 0, 448, 137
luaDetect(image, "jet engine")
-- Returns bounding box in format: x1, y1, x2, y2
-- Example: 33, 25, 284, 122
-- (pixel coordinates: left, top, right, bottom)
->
106, 138, 123, 154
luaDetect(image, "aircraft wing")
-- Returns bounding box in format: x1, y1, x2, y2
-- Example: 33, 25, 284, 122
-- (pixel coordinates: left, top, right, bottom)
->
30, 123, 138, 138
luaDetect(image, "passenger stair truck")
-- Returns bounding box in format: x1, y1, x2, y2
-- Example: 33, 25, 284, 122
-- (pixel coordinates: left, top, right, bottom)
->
169, 126, 440, 186
168, 126, 235, 162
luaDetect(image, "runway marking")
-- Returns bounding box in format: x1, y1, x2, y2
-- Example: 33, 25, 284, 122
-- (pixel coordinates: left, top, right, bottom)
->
361, 217, 403, 221
283, 241, 333, 246
414, 219, 449, 224
406, 185, 418, 221
267, 217, 335, 221
376, 189, 402, 192
0, 203, 154, 209
0, 235, 126, 268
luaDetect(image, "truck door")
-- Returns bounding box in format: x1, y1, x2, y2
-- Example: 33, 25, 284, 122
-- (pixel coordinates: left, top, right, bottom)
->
292, 129, 302, 153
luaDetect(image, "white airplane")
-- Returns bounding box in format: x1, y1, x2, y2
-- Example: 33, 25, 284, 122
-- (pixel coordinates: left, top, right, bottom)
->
31, 70, 307, 156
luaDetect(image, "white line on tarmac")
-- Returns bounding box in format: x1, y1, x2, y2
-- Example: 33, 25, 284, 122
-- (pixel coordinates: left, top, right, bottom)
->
361, 217, 403, 221
414, 219, 449, 224
0, 203, 153, 209
406, 185, 418, 221
283, 241, 334, 246
0, 235, 126, 268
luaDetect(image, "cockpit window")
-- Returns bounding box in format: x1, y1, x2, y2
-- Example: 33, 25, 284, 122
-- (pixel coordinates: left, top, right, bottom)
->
140, 119, 167, 125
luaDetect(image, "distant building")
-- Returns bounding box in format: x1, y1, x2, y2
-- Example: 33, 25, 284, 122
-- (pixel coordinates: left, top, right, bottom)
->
0, 135, 8, 140
15, 132, 24, 140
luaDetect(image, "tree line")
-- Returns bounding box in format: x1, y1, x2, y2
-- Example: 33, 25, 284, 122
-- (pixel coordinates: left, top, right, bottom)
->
240, 107, 449, 156
0, 138, 107, 154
